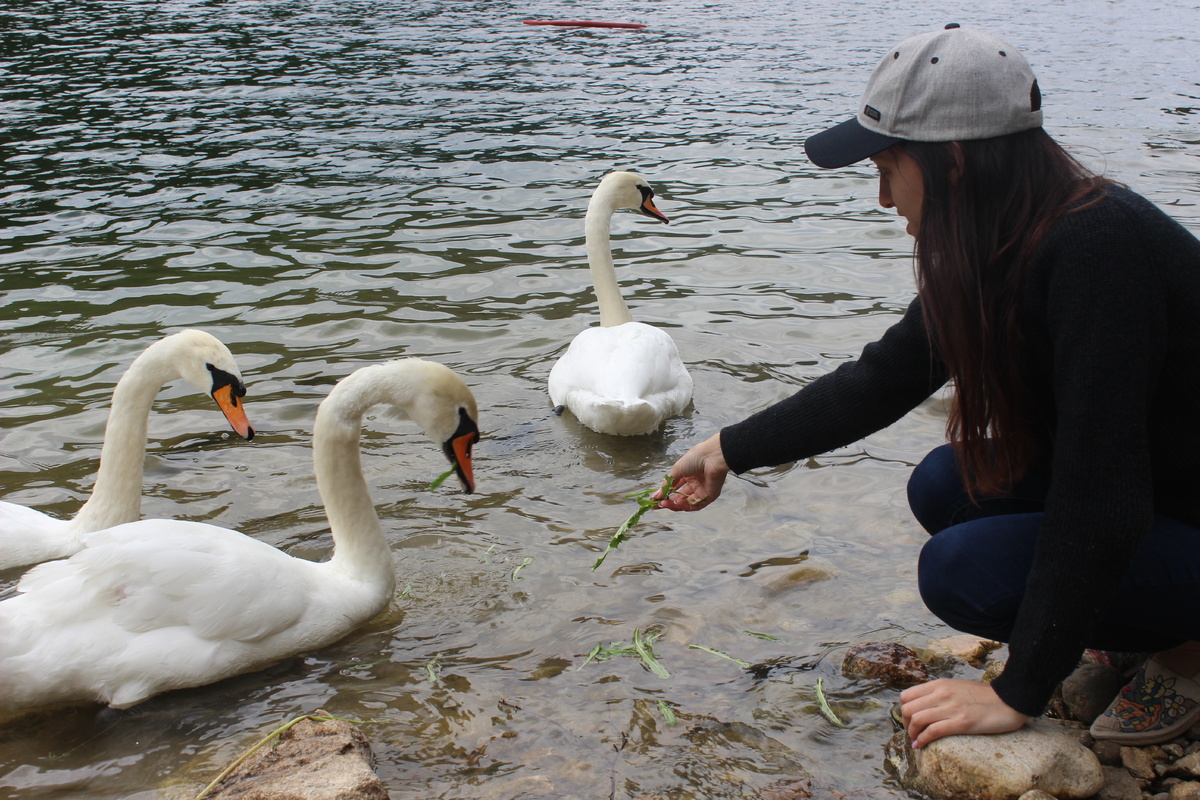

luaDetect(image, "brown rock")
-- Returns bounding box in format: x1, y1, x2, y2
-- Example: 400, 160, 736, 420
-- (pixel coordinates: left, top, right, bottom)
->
841, 642, 931, 688
925, 634, 1002, 668
1169, 752, 1200, 780
1173, 782, 1200, 800
1122, 745, 1159, 783
205, 713, 390, 800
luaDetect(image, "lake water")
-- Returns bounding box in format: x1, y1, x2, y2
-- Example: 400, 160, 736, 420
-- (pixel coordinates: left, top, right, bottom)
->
1, 1, 1197, 797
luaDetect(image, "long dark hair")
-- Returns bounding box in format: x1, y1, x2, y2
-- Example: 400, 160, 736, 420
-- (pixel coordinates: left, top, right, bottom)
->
902, 128, 1108, 496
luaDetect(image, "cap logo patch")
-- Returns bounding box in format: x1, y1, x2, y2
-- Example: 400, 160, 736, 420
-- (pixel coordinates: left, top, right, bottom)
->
864, 105, 881, 121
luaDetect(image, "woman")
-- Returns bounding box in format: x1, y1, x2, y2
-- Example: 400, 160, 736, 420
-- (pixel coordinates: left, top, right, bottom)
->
655, 24, 1200, 748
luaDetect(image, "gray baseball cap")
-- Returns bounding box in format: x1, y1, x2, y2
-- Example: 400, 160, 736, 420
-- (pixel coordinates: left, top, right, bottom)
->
805, 24, 1043, 168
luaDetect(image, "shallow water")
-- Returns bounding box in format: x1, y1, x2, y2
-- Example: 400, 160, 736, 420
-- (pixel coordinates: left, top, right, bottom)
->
1, 0, 1197, 797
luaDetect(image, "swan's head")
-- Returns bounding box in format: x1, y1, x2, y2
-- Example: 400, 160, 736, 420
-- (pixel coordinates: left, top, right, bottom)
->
155, 329, 255, 441
331, 359, 480, 494
593, 171, 670, 224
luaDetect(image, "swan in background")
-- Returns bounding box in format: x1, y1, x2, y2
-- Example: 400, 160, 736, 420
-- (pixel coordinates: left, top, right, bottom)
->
0, 358, 479, 712
548, 171, 693, 435
0, 330, 255, 572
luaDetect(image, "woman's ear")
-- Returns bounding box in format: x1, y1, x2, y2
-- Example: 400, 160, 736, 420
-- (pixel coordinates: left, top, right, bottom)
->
949, 142, 966, 184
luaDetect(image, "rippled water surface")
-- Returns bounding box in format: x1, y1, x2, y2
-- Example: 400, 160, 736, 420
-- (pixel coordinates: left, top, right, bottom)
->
1, 1, 1197, 797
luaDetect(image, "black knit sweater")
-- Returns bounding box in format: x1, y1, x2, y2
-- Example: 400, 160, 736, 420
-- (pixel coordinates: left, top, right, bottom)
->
719, 184, 1200, 716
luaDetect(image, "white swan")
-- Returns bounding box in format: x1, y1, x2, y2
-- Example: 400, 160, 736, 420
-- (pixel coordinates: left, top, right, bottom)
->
0, 330, 255, 572
0, 358, 479, 711
548, 171, 693, 435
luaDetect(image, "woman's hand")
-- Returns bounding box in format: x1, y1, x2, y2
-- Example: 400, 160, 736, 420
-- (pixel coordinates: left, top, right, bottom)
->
653, 433, 730, 511
900, 679, 1029, 748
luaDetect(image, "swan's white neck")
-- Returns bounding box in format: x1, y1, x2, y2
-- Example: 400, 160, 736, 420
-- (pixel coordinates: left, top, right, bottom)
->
585, 198, 634, 328
71, 344, 177, 532
314, 378, 403, 590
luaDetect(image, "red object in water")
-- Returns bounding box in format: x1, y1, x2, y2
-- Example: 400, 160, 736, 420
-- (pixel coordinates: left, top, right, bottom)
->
523, 19, 647, 29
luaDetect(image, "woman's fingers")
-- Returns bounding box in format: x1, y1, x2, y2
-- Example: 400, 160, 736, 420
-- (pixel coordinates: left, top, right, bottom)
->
899, 679, 1029, 747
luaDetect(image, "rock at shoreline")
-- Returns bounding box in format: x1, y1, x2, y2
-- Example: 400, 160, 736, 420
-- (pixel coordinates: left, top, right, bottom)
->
204, 713, 390, 800
886, 717, 1104, 800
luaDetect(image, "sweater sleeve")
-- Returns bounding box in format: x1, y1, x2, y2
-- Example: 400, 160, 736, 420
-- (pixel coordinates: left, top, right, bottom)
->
990, 193, 1168, 716
720, 297, 948, 473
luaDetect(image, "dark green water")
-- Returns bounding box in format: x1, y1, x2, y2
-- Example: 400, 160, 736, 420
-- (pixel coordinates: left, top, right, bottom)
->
1, 1, 1197, 797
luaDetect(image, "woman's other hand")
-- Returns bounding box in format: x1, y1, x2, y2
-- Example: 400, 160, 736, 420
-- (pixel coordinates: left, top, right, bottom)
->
653, 433, 730, 511
900, 679, 1030, 748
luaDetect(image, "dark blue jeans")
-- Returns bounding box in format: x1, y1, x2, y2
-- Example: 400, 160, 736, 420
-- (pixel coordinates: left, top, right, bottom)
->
908, 444, 1200, 652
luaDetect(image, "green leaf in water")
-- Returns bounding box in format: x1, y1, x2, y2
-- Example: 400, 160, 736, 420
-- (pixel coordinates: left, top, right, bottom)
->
633, 627, 670, 679
815, 677, 846, 728
425, 654, 441, 683
657, 700, 677, 726
592, 475, 674, 571
577, 629, 668, 678
511, 556, 533, 581
688, 644, 751, 669
741, 629, 784, 642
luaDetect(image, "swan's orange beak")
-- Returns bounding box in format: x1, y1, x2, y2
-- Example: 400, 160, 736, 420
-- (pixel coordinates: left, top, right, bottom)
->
442, 409, 480, 494
212, 384, 255, 441
450, 433, 476, 494
639, 196, 670, 224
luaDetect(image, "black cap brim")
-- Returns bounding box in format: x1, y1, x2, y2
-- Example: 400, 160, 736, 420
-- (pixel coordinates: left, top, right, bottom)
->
804, 116, 902, 169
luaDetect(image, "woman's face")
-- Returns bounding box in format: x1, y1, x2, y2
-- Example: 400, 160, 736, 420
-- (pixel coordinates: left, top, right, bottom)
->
870, 146, 924, 237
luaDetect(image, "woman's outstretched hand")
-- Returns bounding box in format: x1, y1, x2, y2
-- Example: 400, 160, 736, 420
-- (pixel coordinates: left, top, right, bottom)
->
900, 679, 1029, 748
653, 433, 730, 511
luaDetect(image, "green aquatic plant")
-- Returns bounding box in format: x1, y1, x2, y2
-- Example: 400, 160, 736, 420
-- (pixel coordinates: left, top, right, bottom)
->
579, 627, 669, 678
428, 462, 458, 490
815, 677, 846, 728
592, 475, 675, 571
688, 644, 751, 669
511, 556, 533, 580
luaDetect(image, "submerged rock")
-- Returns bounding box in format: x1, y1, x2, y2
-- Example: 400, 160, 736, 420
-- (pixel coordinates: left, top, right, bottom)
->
204, 713, 390, 800
842, 641, 932, 688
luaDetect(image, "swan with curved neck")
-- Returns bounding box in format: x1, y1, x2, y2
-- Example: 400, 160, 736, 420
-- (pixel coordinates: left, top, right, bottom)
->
549, 171, 693, 435
0, 330, 255, 571
0, 358, 479, 711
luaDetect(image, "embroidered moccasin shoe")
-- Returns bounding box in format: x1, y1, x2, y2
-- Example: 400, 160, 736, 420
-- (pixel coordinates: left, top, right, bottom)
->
1090, 658, 1200, 744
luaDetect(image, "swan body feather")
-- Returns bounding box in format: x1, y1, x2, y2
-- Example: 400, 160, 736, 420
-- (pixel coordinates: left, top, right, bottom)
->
0, 329, 254, 571
0, 358, 479, 711
548, 171, 692, 435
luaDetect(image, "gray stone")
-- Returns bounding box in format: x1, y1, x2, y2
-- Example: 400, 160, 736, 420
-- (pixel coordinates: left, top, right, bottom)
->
205, 713, 390, 800
1091, 739, 1124, 765
1017, 791, 1058, 800
1094, 765, 1143, 800
887, 718, 1104, 800
1061, 662, 1125, 724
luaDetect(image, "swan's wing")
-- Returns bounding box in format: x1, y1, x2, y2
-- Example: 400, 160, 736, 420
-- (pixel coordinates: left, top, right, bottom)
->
551, 323, 692, 402
0, 500, 77, 570
18, 519, 310, 642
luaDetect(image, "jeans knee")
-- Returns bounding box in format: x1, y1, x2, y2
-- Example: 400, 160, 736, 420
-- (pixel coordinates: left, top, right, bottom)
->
917, 533, 1016, 641
908, 444, 962, 534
